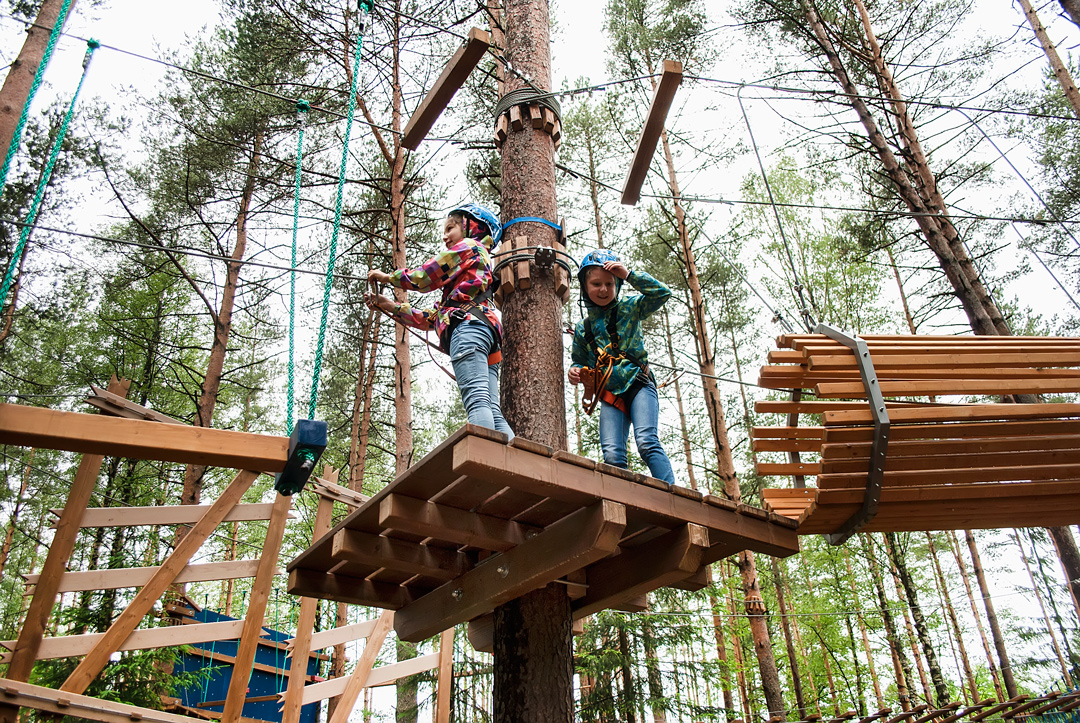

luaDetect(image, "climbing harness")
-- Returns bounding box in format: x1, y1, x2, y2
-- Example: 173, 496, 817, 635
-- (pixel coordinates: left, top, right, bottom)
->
0, 38, 98, 311
0, 0, 76, 197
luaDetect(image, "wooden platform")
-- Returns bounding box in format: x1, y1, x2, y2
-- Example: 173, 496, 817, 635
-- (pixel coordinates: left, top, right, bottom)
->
754, 332, 1080, 538
287, 425, 799, 642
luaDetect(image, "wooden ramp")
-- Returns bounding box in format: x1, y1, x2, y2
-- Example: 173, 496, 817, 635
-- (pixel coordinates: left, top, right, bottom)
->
753, 330, 1080, 541
287, 425, 799, 643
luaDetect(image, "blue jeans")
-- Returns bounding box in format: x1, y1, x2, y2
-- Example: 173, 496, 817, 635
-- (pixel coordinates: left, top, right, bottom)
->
449, 320, 514, 439
599, 379, 675, 484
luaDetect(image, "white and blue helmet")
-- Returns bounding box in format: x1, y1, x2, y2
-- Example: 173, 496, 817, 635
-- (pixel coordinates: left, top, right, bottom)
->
450, 203, 503, 248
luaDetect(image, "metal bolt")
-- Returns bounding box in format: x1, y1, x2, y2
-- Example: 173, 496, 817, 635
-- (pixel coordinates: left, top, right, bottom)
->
497, 565, 509, 578
452, 588, 464, 601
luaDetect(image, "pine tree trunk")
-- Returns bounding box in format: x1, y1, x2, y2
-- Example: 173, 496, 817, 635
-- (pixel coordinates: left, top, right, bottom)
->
1047, 526, 1080, 624
347, 310, 379, 491
493, 0, 572, 720
948, 530, 1005, 700
803, 571, 840, 714
1061, 0, 1080, 27
181, 130, 262, 507
885, 533, 950, 705
662, 308, 697, 490
1013, 530, 1073, 686
0, 0, 74, 162
709, 585, 737, 716
0, 448, 33, 582
863, 536, 911, 711
843, 550, 883, 709
617, 626, 637, 723
964, 531, 1018, 697
643, 616, 666, 723
926, 533, 979, 701
771, 557, 807, 718
1018, 0, 1080, 119
728, 586, 754, 721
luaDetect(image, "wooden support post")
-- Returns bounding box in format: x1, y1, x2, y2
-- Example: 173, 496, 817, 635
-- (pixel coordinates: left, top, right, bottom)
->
515, 234, 531, 290
59, 468, 259, 695
553, 219, 568, 302
2, 376, 129, 704
401, 28, 491, 149
220, 492, 292, 723
435, 628, 454, 723
620, 60, 683, 206
326, 611, 393, 723
282, 491, 337, 723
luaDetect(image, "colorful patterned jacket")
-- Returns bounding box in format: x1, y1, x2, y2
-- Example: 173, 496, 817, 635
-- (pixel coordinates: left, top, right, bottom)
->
570, 270, 671, 397
383, 236, 501, 351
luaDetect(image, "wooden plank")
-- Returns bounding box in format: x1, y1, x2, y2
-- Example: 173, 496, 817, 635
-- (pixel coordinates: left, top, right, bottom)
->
393, 500, 627, 642
494, 113, 508, 146
450, 435, 800, 558
327, 611, 393, 723
621, 59, 682, 205
515, 235, 531, 290
55, 503, 284, 529
529, 103, 543, 128
817, 378, 1080, 398
59, 469, 259, 695
752, 426, 824, 439
751, 438, 822, 453
331, 529, 473, 581
378, 493, 540, 552
824, 403, 1080, 426
818, 463, 1080, 489
821, 434, 1080, 459
0, 680, 200, 723
498, 236, 515, 300
509, 104, 523, 131
296, 619, 378, 653
0, 621, 249, 662
823, 418, 1080, 443
222, 493, 292, 723
573, 523, 708, 617
290, 651, 440, 706
287, 568, 419, 610
0, 404, 288, 472
85, 384, 183, 424
808, 351, 1080, 368
756, 462, 821, 476
821, 447, 1080, 475
401, 28, 491, 149
309, 478, 368, 508
26, 559, 265, 593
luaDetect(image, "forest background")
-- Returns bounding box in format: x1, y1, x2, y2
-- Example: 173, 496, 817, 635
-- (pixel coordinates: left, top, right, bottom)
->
2, 0, 1080, 721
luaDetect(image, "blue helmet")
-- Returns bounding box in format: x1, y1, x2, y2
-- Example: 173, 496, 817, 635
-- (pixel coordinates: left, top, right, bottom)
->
578, 248, 621, 286
450, 203, 503, 248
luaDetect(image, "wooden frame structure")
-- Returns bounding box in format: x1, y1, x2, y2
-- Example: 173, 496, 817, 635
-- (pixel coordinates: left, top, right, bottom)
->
753, 332, 1080, 539
288, 425, 800, 644
0, 383, 457, 723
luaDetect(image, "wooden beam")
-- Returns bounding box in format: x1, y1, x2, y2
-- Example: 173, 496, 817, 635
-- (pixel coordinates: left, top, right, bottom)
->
435, 628, 454, 723
0, 621, 249, 662
620, 60, 682, 206
0, 404, 288, 472
4, 377, 129, 685
327, 611, 393, 723
309, 478, 368, 508
378, 493, 541, 552
816, 378, 1080, 398
58, 503, 284, 528
84, 384, 183, 424
287, 651, 440, 706
824, 403, 1080, 426
401, 28, 490, 149
0, 680, 198, 723
287, 568, 419, 609
332, 529, 473, 581
222, 493, 292, 723
393, 499, 626, 642
25, 559, 265, 593
59, 469, 259, 695
573, 523, 708, 618
292, 619, 379, 653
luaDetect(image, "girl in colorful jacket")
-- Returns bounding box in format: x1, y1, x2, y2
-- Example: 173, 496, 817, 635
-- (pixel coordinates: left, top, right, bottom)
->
367, 204, 514, 440
567, 249, 674, 483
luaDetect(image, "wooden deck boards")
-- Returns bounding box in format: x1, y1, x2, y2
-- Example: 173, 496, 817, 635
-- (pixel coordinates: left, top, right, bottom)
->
287, 425, 798, 642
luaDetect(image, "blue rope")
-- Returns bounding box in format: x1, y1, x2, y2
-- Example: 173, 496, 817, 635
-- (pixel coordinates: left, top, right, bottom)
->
307, 5, 370, 420
286, 100, 310, 436
0, 38, 97, 312
0, 0, 75, 197
501, 216, 563, 235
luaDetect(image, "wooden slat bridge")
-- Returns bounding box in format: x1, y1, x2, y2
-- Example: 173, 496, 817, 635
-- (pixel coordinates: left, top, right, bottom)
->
782, 690, 1080, 723
287, 425, 799, 645
754, 326, 1080, 543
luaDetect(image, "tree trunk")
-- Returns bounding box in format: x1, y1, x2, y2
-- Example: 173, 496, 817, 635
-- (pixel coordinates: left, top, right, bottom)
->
843, 550, 883, 709
180, 130, 262, 507
0, 0, 74, 164
948, 530, 1005, 700
617, 625, 637, 723
885, 533, 949, 705
1018, 0, 1080, 119
1060, 0, 1080, 27
494, 1, 571, 721
803, 570, 839, 714
1014, 530, 1073, 686
964, 530, 1018, 697
642, 617, 666, 723
862, 536, 911, 711
771, 557, 807, 718
1047, 526, 1080, 624
662, 307, 697, 490
709, 584, 737, 716
926, 533, 979, 702
0, 448, 33, 582
347, 310, 379, 491
728, 585, 754, 721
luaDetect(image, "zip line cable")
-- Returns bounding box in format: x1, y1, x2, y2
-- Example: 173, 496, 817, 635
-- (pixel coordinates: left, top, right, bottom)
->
1010, 222, 1080, 314
737, 86, 817, 332
0, 38, 98, 311
0, 0, 75, 197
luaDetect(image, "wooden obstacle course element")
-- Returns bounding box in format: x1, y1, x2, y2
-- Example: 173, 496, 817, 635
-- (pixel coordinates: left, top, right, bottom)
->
401, 28, 490, 149
621, 59, 683, 206
287, 425, 798, 644
754, 332, 1080, 537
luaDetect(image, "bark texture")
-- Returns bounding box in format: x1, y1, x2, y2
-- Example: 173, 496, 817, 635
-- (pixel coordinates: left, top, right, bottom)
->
965, 531, 1018, 698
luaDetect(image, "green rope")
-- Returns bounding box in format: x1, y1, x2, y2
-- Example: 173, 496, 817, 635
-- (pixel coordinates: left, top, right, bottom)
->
0, 38, 97, 312
287, 99, 310, 436
0, 0, 75, 197
307, 3, 371, 420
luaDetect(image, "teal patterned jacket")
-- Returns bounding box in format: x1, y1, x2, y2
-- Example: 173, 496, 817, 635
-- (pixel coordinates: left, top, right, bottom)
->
570, 270, 671, 396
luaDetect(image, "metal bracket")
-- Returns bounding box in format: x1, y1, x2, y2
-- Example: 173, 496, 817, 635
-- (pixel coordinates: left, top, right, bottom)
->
815, 323, 890, 545
534, 245, 556, 271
